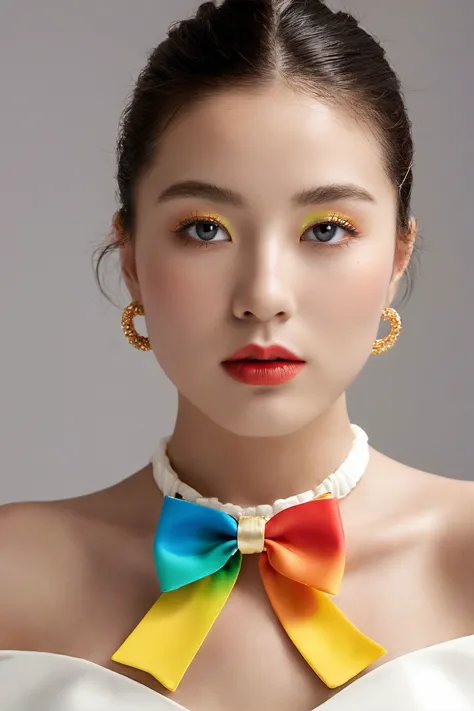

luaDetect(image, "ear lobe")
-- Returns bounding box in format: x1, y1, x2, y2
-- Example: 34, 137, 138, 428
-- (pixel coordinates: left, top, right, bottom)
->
112, 211, 142, 304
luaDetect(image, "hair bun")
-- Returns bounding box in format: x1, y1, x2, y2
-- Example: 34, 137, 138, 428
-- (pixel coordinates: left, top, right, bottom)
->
195, 1, 218, 22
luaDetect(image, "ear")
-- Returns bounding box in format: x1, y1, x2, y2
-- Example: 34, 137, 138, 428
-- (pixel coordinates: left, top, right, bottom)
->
112, 211, 142, 304
386, 216, 417, 306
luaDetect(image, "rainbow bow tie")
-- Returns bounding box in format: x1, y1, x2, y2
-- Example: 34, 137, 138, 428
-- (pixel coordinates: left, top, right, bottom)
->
112, 494, 385, 691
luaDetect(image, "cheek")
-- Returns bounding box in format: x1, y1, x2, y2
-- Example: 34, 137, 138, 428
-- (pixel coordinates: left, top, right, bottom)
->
302, 246, 394, 346
137, 250, 223, 349
344, 261, 390, 313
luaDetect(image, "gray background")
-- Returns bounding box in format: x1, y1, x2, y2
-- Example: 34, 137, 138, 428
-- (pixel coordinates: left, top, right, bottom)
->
0, 0, 472, 504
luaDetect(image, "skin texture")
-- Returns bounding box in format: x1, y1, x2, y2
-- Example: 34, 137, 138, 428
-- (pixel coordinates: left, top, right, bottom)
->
0, 82, 473, 711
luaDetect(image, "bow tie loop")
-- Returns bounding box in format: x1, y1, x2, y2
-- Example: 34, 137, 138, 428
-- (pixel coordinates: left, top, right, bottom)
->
264, 495, 346, 594
153, 498, 239, 592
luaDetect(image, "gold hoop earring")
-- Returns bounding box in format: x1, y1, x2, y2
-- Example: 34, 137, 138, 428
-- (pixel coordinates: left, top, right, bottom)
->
372, 307, 401, 355
122, 301, 151, 351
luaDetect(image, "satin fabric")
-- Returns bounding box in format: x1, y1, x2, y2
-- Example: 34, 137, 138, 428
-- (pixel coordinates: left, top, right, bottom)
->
2, 636, 474, 710
112, 495, 384, 690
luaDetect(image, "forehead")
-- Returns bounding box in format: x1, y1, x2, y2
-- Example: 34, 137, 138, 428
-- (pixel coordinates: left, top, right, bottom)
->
148, 82, 394, 208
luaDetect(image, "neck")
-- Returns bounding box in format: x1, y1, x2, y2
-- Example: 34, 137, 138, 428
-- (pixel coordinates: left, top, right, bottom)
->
165, 394, 354, 506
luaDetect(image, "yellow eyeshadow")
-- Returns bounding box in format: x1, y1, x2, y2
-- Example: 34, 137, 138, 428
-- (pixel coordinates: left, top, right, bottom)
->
174, 211, 233, 234
172, 210, 361, 240
300, 211, 359, 233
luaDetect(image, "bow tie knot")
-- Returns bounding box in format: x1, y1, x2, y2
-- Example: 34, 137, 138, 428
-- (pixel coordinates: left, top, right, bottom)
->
237, 515, 266, 554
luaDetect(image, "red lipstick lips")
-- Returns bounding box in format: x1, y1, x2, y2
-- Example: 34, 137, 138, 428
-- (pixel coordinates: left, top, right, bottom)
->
222, 344, 306, 386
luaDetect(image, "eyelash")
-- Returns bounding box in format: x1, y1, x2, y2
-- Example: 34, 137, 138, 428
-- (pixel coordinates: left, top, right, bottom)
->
172, 211, 361, 250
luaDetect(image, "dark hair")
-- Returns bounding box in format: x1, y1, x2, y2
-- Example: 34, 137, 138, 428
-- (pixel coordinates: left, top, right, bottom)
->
94, 0, 419, 304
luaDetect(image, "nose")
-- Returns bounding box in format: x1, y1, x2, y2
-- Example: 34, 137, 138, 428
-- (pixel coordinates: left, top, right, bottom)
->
231, 242, 296, 324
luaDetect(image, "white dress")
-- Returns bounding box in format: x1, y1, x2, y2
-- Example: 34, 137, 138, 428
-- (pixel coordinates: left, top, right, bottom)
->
1, 635, 474, 710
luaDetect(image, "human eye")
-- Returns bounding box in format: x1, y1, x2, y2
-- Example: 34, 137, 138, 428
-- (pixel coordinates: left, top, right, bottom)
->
172, 211, 231, 247
301, 212, 361, 249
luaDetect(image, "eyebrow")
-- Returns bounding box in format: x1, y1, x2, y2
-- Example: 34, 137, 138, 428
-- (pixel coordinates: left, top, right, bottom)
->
157, 180, 376, 207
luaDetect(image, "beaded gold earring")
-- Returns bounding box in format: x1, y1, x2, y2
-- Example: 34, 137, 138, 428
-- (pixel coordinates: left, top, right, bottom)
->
372, 307, 401, 355
121, 301, 151, 351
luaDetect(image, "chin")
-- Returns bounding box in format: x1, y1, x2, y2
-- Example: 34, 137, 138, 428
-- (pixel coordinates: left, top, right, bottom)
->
202, 391, 330, 438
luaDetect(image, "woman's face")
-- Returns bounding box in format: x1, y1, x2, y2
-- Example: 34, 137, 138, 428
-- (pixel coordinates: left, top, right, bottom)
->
119, 83, 413, 437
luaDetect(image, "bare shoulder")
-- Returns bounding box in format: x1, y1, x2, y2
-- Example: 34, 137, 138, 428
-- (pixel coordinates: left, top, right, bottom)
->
430, 474, 474, 582
380, 454, 474, 624
429, 474, 474, 630
370, 448, 474, 520
404, 463, 474, 547
0, 499, 96, 650
0, 470, 160, 652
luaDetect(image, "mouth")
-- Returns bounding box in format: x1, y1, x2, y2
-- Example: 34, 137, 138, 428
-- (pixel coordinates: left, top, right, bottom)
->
222, 343, 306, 386
223, 343, 305, 364
221, 344, 306, 386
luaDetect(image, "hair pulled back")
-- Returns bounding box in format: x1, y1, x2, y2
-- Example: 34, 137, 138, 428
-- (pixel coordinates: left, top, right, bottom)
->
95, 0, 416, 302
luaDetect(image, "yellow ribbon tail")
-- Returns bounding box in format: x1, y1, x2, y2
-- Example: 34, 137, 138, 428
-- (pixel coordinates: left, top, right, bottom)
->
112, 552, 242, 691
259, 555, 386, 688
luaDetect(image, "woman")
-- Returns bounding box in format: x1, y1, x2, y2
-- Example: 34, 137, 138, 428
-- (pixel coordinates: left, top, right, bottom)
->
0, 0, 473, 709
